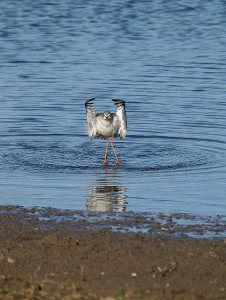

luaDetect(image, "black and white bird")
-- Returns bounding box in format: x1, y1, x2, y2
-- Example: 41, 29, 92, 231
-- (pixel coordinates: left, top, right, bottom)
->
85, 98, 127, 165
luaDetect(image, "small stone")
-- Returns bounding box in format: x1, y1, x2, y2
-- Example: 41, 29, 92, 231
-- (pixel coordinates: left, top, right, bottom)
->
7, 257, 15, 264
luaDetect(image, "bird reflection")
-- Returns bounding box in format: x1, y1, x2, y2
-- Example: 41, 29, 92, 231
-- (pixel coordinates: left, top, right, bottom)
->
86, 168, 127, 212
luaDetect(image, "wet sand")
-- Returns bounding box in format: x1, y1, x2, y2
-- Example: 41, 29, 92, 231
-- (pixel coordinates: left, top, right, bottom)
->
0, 205, 225, 299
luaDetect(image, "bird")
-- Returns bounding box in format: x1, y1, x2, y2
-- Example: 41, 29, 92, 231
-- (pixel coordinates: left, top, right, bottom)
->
85, 98, 127, 165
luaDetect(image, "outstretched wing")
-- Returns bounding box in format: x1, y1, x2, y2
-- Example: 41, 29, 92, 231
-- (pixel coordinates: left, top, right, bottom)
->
85, 98, 97, 141
112, 99, 127, 139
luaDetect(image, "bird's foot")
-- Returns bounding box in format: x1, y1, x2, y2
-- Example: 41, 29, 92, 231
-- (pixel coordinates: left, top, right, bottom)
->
116, 158, 120, 166
104, 156, 108, 165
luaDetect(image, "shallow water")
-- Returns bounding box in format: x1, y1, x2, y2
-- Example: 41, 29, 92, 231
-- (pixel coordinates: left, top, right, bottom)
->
1, 0, 226, 217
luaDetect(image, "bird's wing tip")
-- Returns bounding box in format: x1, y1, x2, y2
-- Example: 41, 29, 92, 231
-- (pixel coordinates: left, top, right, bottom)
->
85, 98, 95, 106
112, 99, 125, 105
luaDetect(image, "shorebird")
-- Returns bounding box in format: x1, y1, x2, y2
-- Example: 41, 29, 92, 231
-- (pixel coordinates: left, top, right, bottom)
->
85, 98, 127, 165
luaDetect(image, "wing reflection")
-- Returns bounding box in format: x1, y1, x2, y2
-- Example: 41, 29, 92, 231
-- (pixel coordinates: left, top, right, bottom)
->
86, 168, 127, 212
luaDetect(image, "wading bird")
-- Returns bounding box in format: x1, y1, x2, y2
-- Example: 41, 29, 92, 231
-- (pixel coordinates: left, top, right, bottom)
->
85, 98, 127, 165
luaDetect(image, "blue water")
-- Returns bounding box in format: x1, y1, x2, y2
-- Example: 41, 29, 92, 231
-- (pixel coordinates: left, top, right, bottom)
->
1, 0, 226, 216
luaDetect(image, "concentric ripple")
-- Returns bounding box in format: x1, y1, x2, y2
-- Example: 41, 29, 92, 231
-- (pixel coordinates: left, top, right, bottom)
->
0, 135, 223, 174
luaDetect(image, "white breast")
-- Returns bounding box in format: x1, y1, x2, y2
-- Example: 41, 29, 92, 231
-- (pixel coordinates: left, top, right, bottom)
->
96, 115, 119, 137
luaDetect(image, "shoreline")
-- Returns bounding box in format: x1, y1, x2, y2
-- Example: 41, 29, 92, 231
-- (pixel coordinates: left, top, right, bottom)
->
0, 205, 225, 299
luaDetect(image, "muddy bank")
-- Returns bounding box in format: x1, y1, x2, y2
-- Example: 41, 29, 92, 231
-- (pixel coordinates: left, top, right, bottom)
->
0, 206, 225, 299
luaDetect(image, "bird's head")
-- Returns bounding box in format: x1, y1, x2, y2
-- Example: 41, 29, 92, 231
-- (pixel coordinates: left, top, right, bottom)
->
103, 111, 111, 120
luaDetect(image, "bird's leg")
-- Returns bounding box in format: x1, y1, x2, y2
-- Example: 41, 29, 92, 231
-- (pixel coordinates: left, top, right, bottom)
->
104, 138, 109, 165
111, 136, 120, 165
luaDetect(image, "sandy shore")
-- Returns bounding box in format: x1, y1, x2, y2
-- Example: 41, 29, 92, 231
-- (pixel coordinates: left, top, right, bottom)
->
0, 205, 225, 299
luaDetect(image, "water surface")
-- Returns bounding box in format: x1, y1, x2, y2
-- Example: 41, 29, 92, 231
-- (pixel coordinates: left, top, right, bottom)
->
1, 0, 226, 217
